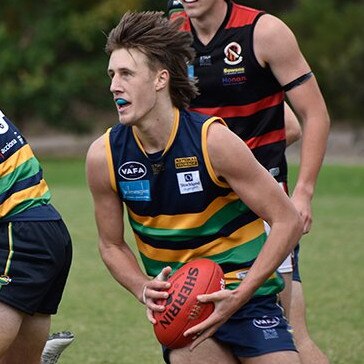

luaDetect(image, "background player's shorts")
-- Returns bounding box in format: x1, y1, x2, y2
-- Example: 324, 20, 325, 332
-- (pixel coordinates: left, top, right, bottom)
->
264, 221, 294, 274
162, 294, 296, 362
292, 244, 301, 282
0, 219, 72, 315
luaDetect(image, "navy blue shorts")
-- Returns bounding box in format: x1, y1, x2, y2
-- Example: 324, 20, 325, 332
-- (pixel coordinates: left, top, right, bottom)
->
162, 294, 296, 362
292, 244, 301, 282
0, 220, 72, 315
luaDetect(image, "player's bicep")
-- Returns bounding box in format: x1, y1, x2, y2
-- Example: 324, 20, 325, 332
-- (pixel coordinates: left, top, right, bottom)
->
255, 14, 310, 86
207, 123, 291, 224
86, 138, 125, 246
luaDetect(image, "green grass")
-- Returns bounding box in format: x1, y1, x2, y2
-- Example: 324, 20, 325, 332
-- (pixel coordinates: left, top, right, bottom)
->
40, 159, 364, 364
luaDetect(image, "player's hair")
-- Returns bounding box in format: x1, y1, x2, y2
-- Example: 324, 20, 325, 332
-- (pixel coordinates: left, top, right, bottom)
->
105, 11, 198, 109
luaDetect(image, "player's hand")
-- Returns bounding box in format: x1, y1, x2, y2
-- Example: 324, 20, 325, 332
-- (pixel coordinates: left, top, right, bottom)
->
183, 289, 245, 350
291, 191, 313, 234
142, 266, 172, 324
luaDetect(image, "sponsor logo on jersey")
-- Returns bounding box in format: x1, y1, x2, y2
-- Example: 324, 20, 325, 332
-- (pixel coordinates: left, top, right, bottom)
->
253, 316, 280, 329
224, 42, 243, 66
1, 138, 17, 155
175, 156, 198, 169
223, 67, 245, 75
119, 180, 151, 201
187, 63, 195, 79
177, 171, 203, 194
118, 161, 147, 180
199, 55, 212, 66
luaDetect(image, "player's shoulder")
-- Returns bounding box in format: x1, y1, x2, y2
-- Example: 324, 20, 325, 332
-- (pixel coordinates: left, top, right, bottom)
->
86, 133, 107, 165
255, 13, 293, 40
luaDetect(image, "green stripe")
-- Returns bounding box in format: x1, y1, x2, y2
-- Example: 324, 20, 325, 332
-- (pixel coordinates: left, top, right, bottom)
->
207, 233, 266, 265
140, 253, 182, 278
0, 157, 41, 194
5, 191, 51, 218
129, 199, 249, 241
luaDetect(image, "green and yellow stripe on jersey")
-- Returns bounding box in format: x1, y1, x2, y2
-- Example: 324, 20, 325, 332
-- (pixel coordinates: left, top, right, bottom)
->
0, 144, 51, 219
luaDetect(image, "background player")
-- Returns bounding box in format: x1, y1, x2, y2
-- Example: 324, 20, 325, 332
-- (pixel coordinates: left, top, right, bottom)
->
0, 109, 73, 363
167, 1, 330, 363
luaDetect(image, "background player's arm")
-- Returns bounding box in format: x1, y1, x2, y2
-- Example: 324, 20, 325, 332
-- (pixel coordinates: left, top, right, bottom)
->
254, 14, 330, 232
284, 102, 301, 147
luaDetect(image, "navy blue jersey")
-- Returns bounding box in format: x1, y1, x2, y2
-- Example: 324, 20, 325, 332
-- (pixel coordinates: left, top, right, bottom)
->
105, 108, 284, 296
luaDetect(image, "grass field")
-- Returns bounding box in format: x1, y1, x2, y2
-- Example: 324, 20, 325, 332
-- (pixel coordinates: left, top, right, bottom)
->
41, 158, 364, 364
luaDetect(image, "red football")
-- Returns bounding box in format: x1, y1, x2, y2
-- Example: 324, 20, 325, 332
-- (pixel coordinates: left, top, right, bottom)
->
153, 258, 225, 349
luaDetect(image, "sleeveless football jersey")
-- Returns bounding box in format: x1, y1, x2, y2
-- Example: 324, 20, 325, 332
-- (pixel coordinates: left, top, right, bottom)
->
105, 108, 284, 296
0, 110, 60, 221
170, 1, 288, 183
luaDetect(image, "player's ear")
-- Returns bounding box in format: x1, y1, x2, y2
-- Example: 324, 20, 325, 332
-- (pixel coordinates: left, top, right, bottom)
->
155, 69, 169, 91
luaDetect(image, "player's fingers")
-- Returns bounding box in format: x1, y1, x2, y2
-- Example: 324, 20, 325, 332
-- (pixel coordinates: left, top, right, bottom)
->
146, 307, 157, 324
183, 313, 218, 338
196, 291, 221, 303
143, 285, 169, 304
302, 215, 312, 234
156, 266, 172, 281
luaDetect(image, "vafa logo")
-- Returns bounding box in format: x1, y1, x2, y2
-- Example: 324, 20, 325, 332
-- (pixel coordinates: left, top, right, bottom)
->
118, 161, 147, 180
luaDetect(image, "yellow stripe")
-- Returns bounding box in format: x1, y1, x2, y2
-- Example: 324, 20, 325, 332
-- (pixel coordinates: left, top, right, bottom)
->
128, 191, 240, 229
1, 144, 34, 178
1, 179, 49, 217
224, 268, 277, 286
4, 223, 14, 275
201, 117, 230, 188
132, 107, 180, 157
136, 218, 264, 262
163, 108, 180, 155
104, 128, 117, 192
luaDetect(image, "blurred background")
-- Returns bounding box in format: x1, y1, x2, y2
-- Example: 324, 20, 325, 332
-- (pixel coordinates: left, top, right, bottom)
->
1, 0, 363, 138
1, 2, 363, 363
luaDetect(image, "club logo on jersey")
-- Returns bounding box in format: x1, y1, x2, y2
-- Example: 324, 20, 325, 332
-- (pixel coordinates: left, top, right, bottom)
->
177, 171, 203, 194
0, 116, 9, 135
224, 42, 243, 66
253, 316, 280, 329
175, 156, 198, 169
118, 161, 147, 180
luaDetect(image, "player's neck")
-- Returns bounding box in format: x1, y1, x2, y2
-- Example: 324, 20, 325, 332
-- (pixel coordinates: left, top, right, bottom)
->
132, 102, 175, 154
190, 1, 228, 45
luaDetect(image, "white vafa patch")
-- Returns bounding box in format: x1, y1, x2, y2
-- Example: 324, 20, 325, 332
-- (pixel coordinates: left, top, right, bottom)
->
0, 111, 9, 135
177, 171, 203, 194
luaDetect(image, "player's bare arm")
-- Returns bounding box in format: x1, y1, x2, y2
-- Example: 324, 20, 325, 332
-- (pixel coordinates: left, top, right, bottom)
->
254, 14, 330, 232
86, 137, 170, 307
284, 102, 302, 146
184, 122, 303, 348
